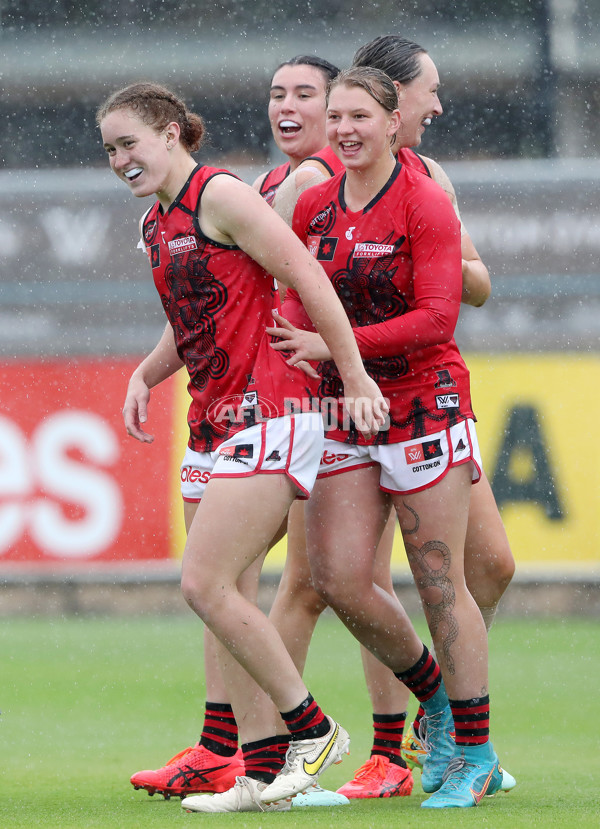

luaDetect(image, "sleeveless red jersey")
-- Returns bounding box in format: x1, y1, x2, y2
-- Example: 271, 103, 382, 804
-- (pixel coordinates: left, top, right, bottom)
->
258, 161, 290, 205
289, 160, 474, 445
302, 144, 345, 176
257, 144, 343, 207
261, 146, 428, 205
258, 144, 415, 208
142, 164, 313, 452
396, 147, 431, 176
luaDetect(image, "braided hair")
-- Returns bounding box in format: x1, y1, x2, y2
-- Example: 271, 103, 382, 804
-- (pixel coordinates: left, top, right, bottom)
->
96, 82, 205, 152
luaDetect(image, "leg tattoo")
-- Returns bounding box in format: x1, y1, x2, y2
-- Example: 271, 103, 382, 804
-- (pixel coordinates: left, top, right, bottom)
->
402, 504, 459, 674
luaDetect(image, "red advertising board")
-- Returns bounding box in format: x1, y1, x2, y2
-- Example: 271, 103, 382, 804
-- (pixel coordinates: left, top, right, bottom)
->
0, 359, 178, 567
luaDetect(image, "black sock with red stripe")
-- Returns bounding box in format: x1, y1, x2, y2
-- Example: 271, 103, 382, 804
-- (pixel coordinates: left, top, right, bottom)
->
411, 705, 425, 737
280, 694, 329, 740
394, 645, 448, 715
199, 702, 239, 757
449, 695, 490, 747
371, 713, 408, 767
242, 735, 289, 784
276, 732, 291, 763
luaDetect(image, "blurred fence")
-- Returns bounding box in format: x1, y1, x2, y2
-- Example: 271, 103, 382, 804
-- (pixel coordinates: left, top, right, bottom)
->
2, 159, 600, 357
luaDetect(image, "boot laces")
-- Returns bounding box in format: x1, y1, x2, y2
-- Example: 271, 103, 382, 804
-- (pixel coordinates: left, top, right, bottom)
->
235, 776, 266, 812
418, 709, 444, 752
440, 757, 476, 790
353, 756, 387, 782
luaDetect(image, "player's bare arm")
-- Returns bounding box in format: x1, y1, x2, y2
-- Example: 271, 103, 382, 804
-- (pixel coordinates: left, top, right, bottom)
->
123, 322, 183, 443
421, 154, 491, 307
460, 232, 491, 307
272, 163, 329, 227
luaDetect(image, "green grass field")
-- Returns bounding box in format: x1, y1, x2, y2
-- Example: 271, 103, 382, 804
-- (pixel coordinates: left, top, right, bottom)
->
1, 612, 598, 828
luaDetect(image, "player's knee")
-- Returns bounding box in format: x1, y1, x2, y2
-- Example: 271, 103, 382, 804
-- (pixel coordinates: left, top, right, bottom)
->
302, 589, 328, 618
180, 570, 213, 618
495, 549, 516, 592
310, 572, 338, 609
311, 572, 362, 617
180, 573, 199, 612
466, 546, 516, 603
290, 576, 327, 616
277, 567, 326, 615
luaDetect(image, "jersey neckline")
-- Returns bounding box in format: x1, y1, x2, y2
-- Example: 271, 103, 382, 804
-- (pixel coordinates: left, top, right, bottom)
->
338, 160, 403, 217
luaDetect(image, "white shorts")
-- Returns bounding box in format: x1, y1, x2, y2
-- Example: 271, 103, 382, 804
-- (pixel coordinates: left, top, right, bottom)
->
318, 419, 482, 495
181, 412, 324, 502
180, 446, 220, 503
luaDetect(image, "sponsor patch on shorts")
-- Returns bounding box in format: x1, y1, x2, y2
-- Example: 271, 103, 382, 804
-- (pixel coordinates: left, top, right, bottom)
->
219, 444, 254, 463
404, 439, 443, 465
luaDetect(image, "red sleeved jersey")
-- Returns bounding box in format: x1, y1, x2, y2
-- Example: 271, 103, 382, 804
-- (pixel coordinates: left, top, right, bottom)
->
142, 164, 314, 452
290, 160, 474, 445
281, 146, 432, 332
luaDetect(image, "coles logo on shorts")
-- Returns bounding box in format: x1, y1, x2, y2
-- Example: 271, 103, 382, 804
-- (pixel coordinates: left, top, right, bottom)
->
168, 235, 197, 256
404, 439, 443, 465
181, 466, 211, 484
353, 243, 395, 257
321, 450, 351, 465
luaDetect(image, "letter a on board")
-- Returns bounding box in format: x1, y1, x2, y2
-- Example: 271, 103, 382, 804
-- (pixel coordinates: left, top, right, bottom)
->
491, 404, 564, 520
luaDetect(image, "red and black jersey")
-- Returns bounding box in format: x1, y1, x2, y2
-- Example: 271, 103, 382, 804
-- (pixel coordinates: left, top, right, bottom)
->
281, 147, 433, 331
257, 146, 424, 207
396, 146, 431, 176
288, 160, 473, 445
257, 145, 342, 207
302, 144, 345, 177
258, 161, 290, 205
142, 164, 312, 452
